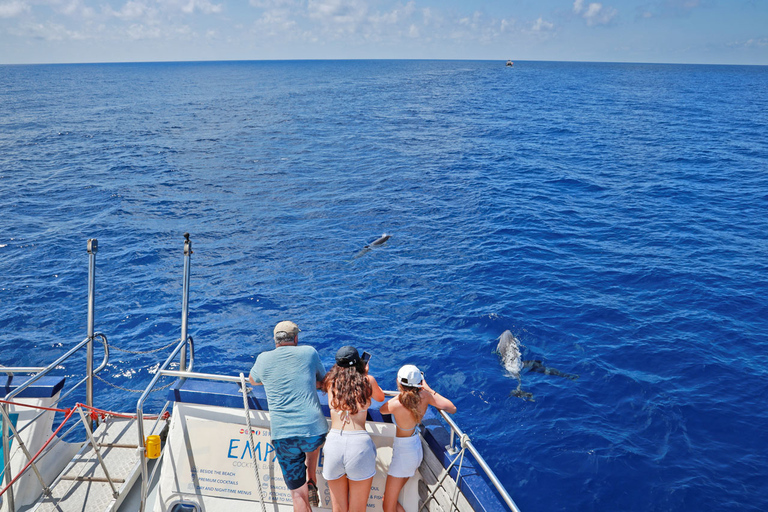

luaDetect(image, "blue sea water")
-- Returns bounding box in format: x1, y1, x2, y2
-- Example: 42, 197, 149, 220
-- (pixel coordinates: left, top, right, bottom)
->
1, 60, 767, 511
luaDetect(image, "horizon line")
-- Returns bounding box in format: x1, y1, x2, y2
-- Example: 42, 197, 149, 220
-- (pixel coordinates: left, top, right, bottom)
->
2, 57, 767, 68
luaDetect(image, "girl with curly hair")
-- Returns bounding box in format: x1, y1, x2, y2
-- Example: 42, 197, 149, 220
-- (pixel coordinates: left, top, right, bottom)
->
321, 346, 385, 512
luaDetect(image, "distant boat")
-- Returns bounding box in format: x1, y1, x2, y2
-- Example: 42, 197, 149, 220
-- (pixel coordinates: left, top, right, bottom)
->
506, 60, 514, 67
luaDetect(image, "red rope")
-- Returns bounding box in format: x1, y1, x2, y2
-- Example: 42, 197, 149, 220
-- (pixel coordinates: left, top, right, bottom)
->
0, 398, 68, 413
0, 403, 166, 497
0, 399, 159, 420
0, 404, 78, 498
78, 404, 159, 420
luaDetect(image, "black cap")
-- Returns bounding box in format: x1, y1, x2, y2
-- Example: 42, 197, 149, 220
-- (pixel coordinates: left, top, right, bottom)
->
335, 346, 369, 367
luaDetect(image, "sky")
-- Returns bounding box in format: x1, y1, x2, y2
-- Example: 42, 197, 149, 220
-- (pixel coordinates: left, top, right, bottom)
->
0, 0, 767, 65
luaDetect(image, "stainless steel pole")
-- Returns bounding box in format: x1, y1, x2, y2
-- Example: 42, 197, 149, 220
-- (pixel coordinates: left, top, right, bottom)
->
86, 238, 98, 431
2, 403, 15, 511
180, 233, 192, 372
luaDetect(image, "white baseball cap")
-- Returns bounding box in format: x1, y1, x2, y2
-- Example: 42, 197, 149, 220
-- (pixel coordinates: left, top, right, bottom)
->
397, 364, 423, 388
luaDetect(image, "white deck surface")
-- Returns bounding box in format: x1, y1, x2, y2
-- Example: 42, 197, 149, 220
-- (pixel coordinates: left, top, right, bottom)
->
31, 416, 163, 512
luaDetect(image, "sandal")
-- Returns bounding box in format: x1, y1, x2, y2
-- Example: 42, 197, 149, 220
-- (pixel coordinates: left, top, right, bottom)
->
307, 479, 319, 507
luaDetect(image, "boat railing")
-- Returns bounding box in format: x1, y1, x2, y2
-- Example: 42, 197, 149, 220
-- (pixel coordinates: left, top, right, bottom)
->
1, 335, 110, 407
134, 335, 195, 512
1, 368, 46, 378
139, 372, 520, 512
0, 333, 110, 511
135, 234, 197, 512
436, 407, 521, 512
382, 390, 522, 512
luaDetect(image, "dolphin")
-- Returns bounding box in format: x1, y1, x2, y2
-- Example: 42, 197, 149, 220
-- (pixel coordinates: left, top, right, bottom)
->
353, 234, 391, 259
496, 330, 578, 401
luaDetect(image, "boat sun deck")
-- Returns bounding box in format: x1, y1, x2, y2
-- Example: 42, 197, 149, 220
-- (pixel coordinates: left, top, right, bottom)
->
1, 236, 521, 512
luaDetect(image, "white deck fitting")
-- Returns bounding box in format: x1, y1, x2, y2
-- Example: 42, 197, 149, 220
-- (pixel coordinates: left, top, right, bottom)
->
417, 436, 474, 512
32, 416, 163, 512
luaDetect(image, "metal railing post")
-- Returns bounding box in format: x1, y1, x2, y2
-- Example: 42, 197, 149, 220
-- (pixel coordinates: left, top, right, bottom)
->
179, 233, 192, 372
137, 336, 195, 512
2, 403, 15, 511
86, 238, 98, 430
437, 410, 522, 512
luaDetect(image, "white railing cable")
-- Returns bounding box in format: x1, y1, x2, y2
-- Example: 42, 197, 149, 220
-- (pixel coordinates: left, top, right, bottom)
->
435, 409, 521, 512
382, 390, 521, 512
239, 373, 268, 512
419, 433, 469, 512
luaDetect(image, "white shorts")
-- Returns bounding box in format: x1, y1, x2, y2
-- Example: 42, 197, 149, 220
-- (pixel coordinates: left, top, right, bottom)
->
322, 429, 377, 481
387, 433, 423, 478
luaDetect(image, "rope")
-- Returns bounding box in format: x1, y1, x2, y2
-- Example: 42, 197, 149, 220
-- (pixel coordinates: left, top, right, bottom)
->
0, 405, 78, 498
418, 433, 471, 512
93, 373, 176, 394
0, 402, 166, 500
106, 337, 182, 355
239, 373, 268, 512
95, 335, 192, 392
0, 399, 68, 413
79, 404, 161, 421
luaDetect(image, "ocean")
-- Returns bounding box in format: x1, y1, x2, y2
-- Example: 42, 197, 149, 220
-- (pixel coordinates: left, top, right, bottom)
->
1, 60, 767, 511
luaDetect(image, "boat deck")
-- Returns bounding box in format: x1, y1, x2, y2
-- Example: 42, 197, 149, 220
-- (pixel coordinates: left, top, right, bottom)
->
31, 417, 162, 512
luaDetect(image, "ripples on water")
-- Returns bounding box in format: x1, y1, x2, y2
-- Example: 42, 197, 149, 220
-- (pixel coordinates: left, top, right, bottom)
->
1, 60, 767, 511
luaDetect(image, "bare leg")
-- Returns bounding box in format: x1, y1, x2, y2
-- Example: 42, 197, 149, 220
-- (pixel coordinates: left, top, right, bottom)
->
327, 476, 349, 512
290, 483, 311, 512
306, 444, 322, 485
348, 477, 374, 512
382, 475, 409, 512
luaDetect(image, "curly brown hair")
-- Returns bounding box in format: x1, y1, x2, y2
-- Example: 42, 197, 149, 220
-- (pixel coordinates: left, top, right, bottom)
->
322, 364, 372, 415
397, 383, 424, 423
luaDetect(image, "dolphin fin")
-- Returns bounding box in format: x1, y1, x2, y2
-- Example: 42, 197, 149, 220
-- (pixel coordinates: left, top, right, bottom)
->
523, 360, 579, 380
510, 381, 535, 401
510, 388, 535, 401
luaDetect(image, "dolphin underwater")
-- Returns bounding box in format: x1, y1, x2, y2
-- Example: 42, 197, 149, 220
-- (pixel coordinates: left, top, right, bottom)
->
353, 234, 391, 259
496, 330, 578, 401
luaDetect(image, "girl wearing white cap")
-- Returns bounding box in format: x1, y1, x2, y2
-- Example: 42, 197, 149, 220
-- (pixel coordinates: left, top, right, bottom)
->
379, 364, 456, 512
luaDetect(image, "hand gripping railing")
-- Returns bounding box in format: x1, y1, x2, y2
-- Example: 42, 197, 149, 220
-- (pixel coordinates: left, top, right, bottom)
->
136, 335, 195, 512
382, 390, 521, 512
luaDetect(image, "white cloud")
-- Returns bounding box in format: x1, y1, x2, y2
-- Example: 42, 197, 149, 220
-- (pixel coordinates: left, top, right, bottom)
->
126, 22, 162, 39
18, 19, 88, 40
105, 1, 152, 20
728, 38, 768, 48
249, 0, 295, 8
573, 0, 617, 26
637, 0, 703, 19
369, 1, 414, 25
531, 16, 553, 32
179, 0, 222, 15
0, 0, 29, 18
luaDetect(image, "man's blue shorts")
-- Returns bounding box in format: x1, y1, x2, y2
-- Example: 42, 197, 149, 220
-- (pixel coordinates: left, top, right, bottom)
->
272, 434, 327, 490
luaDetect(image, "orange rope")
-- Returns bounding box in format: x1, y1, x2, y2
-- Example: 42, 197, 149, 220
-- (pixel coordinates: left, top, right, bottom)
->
0, 399, 159, 420
0, 404, 77, 498
79, 404, 160, 420
0, 398, 67, 413
0, 402, 167, 497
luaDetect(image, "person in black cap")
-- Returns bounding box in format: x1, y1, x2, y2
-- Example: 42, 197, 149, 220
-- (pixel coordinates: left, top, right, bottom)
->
320, 346, 385, 512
